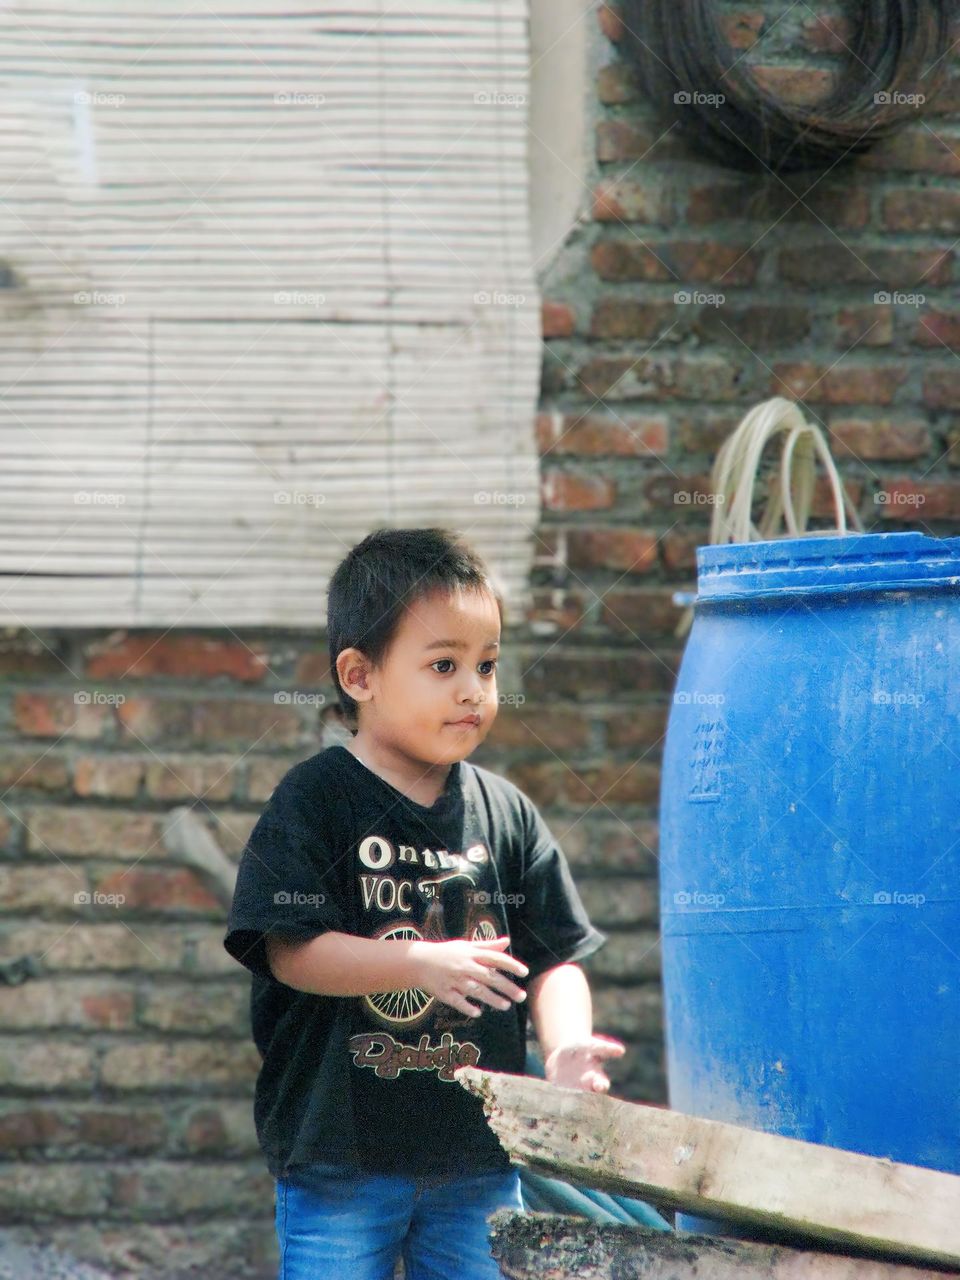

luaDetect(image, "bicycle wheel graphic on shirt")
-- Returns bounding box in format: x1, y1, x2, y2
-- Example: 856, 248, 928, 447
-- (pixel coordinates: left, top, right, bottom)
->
362, 922, 437, 1029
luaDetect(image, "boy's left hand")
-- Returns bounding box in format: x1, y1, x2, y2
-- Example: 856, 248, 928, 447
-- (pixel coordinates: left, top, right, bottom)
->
544, 1034, 626, 1093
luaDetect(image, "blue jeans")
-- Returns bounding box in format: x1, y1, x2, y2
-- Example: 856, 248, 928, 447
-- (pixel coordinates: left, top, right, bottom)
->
275, 1160, 523, 1279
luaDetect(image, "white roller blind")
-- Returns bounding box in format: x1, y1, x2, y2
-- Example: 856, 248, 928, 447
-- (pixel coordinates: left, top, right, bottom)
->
0, 1, 541, 626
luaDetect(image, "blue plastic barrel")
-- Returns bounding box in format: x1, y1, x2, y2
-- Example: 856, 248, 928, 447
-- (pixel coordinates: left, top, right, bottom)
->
659, 531, 960, 1237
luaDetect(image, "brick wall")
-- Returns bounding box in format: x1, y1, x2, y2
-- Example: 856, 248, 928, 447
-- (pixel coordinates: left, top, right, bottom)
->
3, 3, 960, 1276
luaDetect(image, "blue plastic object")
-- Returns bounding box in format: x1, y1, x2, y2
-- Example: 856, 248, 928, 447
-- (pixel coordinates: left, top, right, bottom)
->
659, 531, 960, 1236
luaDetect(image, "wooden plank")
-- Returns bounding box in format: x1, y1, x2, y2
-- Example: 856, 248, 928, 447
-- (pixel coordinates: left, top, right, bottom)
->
487, 1212, 960, 1280
455, 1069, 960, 1270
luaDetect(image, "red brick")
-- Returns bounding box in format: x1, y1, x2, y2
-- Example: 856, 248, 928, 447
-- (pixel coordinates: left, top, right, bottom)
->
24, 806, 164, 858
541, 469, 616, 511
676, 411, 742, 455
578, 354, 743, 401
601, 589, 687, 641
604, 704, 670, 750
883, 188, 960, 233
720, 9, 765, 48
915, 310, 960, 350
923, 367, 960, 409
597, 2, 624, 41
830, 418, 931, 461
502, 761, 567, 806
643, 473, 715, 510
0, 750, 70, 793
590, 298, 675, 341
144, 755, 236, 802
801, 11, 853, 51
752, 65, 835, 106
593, 180, 671, 224
672, 241, 761, 285
779, 246, 952, 287
773, 362, 906, 405
116, 695, 302, 748
542, 300, 575, 339
293, 651, 332, 684
73, 756, 144, 799
93, 868, 222, 914
875, 480, 960, 521
523, 653, 676, 699
597, 63, 638, 105
862, 128, 960, 175
661, 529, 702, 574
567, 529, 659, 574
543, 412, 669, 458
834, 305, 894, 347
596, 121, 660, 164
84, 634, 268, 682
694, 304, 812, 348
590, 240, 673, 283
13, 692, 112, 741
100, 1042, 261, 1089
524, 589, 590, 635
579, 880, 660, 931
0, 1040, 95, 1090
484, 706, 590, 751
0, 636, 68, 678
564, 761, 661, 806
0, 980, 135, 1030
0, 865, 83, 913
687, 181, 868, 231
246, 757, 293, 803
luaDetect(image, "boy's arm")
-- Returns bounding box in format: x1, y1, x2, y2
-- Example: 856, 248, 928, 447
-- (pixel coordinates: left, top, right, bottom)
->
266, 931, 422, 996
527, 962, 626, 1093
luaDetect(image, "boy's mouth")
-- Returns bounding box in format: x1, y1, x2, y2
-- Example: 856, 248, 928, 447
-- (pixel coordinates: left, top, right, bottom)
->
448, 714, 481, 728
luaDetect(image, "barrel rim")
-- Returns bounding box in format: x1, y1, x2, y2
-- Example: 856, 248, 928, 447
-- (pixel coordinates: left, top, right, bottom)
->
695, 531, 960, 600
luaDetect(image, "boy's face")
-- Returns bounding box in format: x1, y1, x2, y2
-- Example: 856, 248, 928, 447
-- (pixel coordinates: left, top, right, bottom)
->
346, 585, 501, 766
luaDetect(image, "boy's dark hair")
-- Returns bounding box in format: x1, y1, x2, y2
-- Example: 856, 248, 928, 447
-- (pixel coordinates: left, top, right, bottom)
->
327, 527, 504, 729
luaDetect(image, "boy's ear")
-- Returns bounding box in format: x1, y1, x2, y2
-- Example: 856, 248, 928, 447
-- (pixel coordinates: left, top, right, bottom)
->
337, 647, 372, 700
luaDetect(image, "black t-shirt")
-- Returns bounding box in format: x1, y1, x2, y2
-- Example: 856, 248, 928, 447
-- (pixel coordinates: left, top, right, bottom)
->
223, 744, 607, 1179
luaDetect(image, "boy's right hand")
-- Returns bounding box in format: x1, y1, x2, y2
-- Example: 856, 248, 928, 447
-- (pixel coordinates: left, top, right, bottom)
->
410, 936, 529, 1018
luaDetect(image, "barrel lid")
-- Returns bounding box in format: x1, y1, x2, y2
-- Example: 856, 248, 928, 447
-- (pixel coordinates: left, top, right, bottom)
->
695, 531, 960, 601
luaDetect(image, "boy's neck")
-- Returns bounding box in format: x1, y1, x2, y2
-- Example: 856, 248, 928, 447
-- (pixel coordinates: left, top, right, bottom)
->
347, 734, 453, 807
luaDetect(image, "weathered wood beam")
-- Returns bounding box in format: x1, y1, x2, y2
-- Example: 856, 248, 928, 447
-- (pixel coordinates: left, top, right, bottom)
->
456, 1068, 960, 1271
487, 1212, 960, 1280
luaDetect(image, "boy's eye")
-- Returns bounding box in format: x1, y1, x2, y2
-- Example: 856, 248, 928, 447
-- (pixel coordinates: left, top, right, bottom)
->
430, 658, 498, 675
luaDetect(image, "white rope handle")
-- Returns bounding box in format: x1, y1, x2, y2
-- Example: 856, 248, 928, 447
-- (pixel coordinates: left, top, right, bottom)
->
675, 398, 863, 636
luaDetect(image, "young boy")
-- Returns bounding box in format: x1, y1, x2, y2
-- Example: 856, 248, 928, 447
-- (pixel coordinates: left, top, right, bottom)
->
224, 526, 626, 1280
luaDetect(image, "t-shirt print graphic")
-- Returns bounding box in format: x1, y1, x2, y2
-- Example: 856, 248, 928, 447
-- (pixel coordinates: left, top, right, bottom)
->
357, 834, 501, 1035
348, 831, 505, 1085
